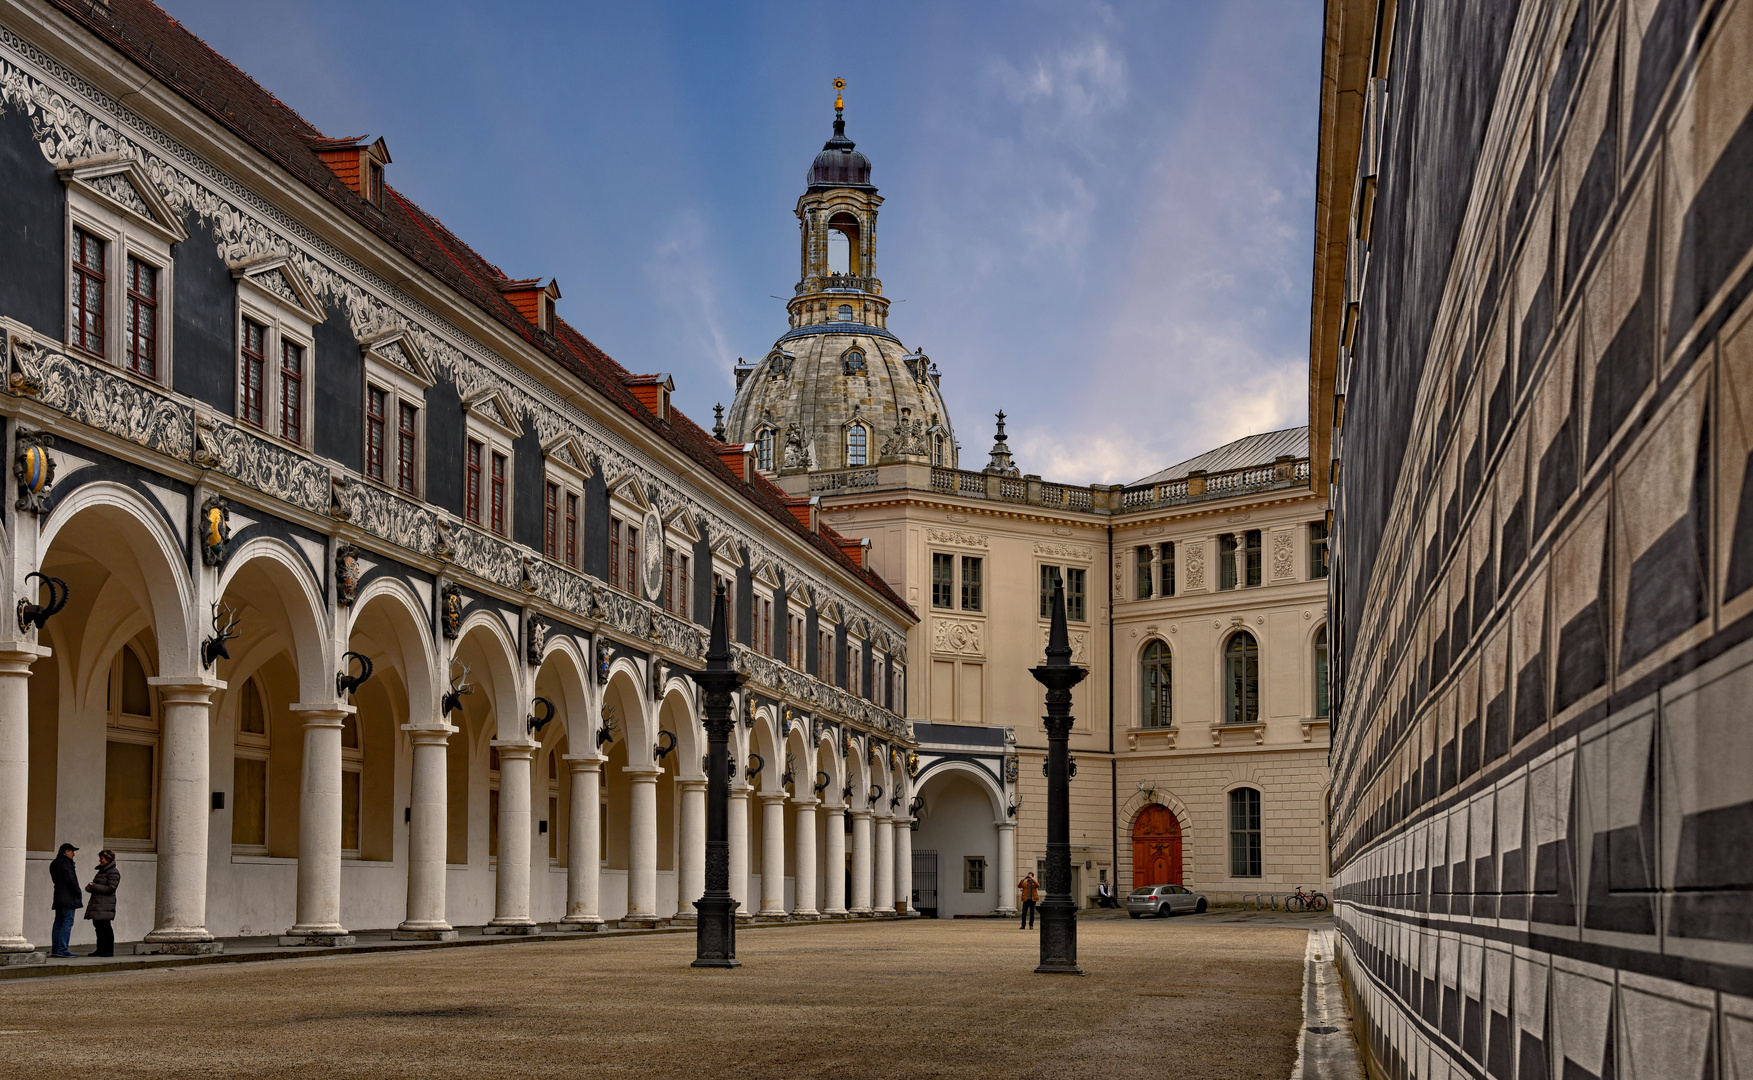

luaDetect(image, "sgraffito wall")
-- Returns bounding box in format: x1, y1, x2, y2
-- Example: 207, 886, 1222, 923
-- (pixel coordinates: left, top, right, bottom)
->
1323, 0, 1753, 1076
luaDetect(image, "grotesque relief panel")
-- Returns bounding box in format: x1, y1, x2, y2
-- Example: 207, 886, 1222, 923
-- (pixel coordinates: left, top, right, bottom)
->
932, 619, 983, 656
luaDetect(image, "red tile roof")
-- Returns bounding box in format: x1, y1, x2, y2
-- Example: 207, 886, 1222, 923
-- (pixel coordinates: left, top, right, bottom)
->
49, 0, 912, 620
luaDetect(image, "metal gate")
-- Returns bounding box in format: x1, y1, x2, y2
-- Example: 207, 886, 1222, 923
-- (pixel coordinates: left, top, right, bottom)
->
912, 849, 939, 917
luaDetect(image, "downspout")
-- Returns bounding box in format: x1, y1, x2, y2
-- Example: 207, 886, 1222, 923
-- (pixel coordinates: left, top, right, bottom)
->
1108, 523, 1117, 884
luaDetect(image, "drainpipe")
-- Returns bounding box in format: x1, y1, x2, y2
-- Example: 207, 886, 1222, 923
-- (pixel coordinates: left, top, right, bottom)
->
1107, 523, 1117, 881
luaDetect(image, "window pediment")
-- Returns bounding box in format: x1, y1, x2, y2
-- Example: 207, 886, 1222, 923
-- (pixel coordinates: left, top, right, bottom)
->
710, 535, 745, 569
663, 506, 702, 545
230, 254, 324, 323
360, 328, 435, 390
541, 434, 593, 481
59, 155, 187, 244
608, 474, 652, 512
463, 387, 524, 439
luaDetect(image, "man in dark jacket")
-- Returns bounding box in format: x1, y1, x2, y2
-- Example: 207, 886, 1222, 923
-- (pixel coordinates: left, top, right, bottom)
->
49, 843, 81, 958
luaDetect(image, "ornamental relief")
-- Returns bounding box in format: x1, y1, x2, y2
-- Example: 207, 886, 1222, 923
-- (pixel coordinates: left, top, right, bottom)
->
931, 619, 983, 656
1032, 541, 1091, 561
926, 528, 987, 548
0, 35, 907, 655
1039, 624, 1089, 666
208, 422, 329, 513
1272, 531, 1295, 580
1184, 542, 1206, 591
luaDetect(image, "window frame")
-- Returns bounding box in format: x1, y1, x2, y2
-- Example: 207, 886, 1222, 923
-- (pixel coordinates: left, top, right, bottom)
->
1224, 631, 1261, 725
62, 161, 182, 385
846, 421, 868, 467
104, 643, 161, 852
1228, 787, 1263, 878
359, 334, 433, 499
1313, 625, 1330, 718
461, 400, 519, 539
1309, 520, 1331, 580
234, 269, 318, 449
964, 855, 986, 892
231, 675, 271, 855
1140, 639, 1172, 728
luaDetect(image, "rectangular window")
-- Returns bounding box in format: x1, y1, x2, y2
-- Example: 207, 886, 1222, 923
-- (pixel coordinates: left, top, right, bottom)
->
1219, 534, 1238, 590
610, 519, 623, 589
1229, 788, 1262, 878
279, 339, 303, 443
1039, 565, 1061, 619
818, 629, 832, 681
396, 402, 418, 494
565, 493, 579, 568
964, 856, 986, 892
760, 598, 773, 657
490, 452, 507, 535
103, 741, 154, 842
625, 526, 639, 593
1066, 567, 1086, 622
544, 482, 560, 558
365, 386, 387, 481
961, 556, 982, 612
124, 256, 158, 379
232, 757, 267, 847
931, 553, 954, 609
341, 769, 361, 853
465, 440, 483, 524
240, 319, 267, 428
1160, 542, 1176, 597
1309, 521, 1330, 579
1244, 529, 1262, 587
677, 554, 690, 616
663, 547, 675, 611
71, 227, 105, 356
1136, 545, 1154, 599
548, 795, 560, 860
849, 644, 862, 696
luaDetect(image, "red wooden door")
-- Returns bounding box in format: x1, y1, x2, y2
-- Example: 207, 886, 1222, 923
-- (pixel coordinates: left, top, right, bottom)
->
1132, 805, 1183, 888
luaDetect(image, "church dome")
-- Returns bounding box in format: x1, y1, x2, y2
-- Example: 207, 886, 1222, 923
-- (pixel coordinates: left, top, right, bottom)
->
808, 117, 874, 192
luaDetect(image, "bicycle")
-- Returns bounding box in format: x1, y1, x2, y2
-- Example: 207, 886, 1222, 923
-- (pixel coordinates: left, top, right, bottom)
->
1285, 885, 1329, 912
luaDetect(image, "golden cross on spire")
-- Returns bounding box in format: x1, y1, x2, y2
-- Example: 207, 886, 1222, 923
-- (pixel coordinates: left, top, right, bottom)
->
834, 77, 845, 113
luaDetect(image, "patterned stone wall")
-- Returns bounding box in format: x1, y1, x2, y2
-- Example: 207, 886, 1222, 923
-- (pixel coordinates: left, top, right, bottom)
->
1324, 0, 1753, 1077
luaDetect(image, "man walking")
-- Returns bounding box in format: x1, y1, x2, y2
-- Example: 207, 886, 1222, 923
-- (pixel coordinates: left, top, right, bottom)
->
49, 842, 81, 958
1017, 870, 1040, 930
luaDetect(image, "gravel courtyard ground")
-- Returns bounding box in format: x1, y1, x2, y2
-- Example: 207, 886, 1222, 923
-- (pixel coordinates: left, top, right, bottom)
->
0, 915, 1313, 1079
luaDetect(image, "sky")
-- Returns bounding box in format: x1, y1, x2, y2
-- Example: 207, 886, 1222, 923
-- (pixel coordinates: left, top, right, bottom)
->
162, 0, 1324, 485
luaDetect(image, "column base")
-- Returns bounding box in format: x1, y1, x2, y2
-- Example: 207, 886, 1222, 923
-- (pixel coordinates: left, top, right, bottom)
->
0, 950, 45, 966
749, 913, 788, 924
997, 906, 1019, 917
821, 909, 850, 920
391, 929, 459, 942
616, 915, 661, 929
279, 934, 356, 948
789, 910, 821, 920
665, 912, 697, 927
556, 918, 607, 933
135, 940, 224, 955
480, 923, 542, 936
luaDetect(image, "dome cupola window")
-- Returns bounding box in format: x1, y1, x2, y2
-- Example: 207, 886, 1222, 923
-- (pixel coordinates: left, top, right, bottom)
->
838, 304, 854, 322
847, 421, 868, 467
842, 349, 866, 374
756, 427, 776, 472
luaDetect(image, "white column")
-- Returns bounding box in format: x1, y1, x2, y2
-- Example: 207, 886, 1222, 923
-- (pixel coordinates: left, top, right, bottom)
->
728, 785, 750, 917
823, 806, 847, 916
996, 820, 1018, 917
396, 724, 457, 940
873, 812, 895, 913
895, 818, 913, 914
623, 765, 661, 924
485, 742, 538, 932
850, 810, 873, 914
759, 793, 788, 916
0, 645, 48, 962
282, 703, 353, 945
558, 754, 603, 930
792, 797, 819, 918
676, 778, 706, 919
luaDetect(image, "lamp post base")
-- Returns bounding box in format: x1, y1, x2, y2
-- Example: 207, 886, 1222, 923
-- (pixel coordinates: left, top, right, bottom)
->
692, 894, 739, 968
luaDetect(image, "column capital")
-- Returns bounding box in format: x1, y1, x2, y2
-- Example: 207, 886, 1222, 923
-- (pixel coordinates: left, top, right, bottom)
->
623, 764, 662, 780
0, 641, 52, 672
850, 808, 873, 821
149, 675, 225, 703
490, 740, 537, 760
563, 753, 607, 774
677, 778, 708, 792
401, 723, 457, 745
758, 790, 789, 805
996, 820, 1017, 834
824, 803, 847, 815
289, 702, 354, 726
791, 796, 820, 809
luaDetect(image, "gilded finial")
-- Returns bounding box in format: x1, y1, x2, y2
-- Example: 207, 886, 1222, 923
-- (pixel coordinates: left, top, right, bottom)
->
833, 77, 845, 114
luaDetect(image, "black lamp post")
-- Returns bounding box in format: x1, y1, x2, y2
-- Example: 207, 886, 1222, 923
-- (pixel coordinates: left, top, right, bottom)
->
1029, 577, 1087, 975
687, 583, 746, 968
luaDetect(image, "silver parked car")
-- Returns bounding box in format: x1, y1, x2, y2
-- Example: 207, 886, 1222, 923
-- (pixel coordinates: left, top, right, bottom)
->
1127, 884, 1207, 918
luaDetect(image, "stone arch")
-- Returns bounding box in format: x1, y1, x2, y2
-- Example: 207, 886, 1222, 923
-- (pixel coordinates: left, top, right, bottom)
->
814, 732, 844, 805
218, 536, 333, 704
454, 610, 524, 744
656, 682, 700, 780
750, 705, 783, 795
599, 659, 650, 763
913, 759, 1006, 823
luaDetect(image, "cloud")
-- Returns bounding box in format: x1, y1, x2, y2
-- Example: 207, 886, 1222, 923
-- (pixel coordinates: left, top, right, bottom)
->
644, 209, 734, 384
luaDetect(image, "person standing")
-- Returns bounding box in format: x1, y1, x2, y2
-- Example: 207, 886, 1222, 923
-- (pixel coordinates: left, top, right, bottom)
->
1017, 871, 1040, 930
83, 849, 120, 958
48, 843, 81, 958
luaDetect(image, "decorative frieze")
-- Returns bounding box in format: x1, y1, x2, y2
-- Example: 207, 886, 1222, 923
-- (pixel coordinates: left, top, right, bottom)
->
926, 527, 986, 548
931, 619, 983, 656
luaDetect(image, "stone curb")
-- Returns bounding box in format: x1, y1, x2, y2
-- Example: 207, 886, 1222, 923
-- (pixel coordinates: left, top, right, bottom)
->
1291, 928, 1366, 1080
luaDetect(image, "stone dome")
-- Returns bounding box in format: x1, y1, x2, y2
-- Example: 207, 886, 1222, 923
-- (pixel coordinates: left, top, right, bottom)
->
808, 117, 874, 192
725, 325, 957, 474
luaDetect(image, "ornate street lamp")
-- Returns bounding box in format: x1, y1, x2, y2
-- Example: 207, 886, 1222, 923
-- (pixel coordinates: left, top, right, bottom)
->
687, 583, 746, 968
1028, 577, 1086, 975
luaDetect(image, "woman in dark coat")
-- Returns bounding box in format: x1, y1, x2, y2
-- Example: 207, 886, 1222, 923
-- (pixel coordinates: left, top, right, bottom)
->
82, 849, 119, 957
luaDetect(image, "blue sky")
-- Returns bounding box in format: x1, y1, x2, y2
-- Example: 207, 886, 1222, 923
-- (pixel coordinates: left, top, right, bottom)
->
165, 0, 1323, 484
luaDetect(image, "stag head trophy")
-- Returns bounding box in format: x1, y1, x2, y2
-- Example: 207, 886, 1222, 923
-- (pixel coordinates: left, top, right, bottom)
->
596, 706, 619, 748
441, 662, 474, 717
201, 602, 240, 669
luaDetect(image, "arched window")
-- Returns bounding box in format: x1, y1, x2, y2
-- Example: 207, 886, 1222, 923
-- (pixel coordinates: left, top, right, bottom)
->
341, 711, 362, 856
933, 434, 945, 466
232, 676, 270, 851
847, 423, 867, 467
1228, 787, 1262, 877
756, 428, 775, 471
105, 644, 159, 850
1224, 631, 1259, 725
842, 349, 866, 374
1313, 626, 1329, 718
1140, 641, 1171, 728
837, 304, 854, 322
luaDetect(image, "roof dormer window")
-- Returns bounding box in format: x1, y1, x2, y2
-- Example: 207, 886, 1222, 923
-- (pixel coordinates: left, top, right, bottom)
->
307, 135, 391, 207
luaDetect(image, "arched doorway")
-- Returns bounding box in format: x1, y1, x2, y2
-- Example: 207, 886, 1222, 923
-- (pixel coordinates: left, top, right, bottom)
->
1132, 805, 1182, 888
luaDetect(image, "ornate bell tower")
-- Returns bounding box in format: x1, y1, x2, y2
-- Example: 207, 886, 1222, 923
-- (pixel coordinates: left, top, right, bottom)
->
789, 81, 890, 332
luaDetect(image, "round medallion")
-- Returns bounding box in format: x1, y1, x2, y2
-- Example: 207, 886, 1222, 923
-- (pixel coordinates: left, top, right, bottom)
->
640, 507, 665, 601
